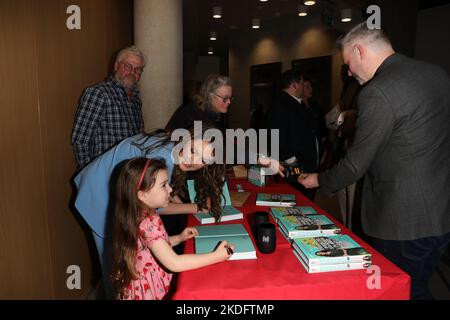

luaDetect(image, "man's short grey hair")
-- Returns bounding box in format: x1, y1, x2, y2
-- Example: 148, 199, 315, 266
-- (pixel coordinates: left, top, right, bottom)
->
116, 45, 146, 67
336, 22, 392, 52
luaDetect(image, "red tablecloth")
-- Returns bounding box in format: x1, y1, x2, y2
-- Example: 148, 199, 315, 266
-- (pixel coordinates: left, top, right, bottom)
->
172, 178, 410, 300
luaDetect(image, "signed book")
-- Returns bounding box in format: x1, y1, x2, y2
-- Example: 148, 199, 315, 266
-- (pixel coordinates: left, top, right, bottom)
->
270, 206, 318, 223
194, 224, 257, 261
188, 180, 243, 224
256, 193, 296, 207
277, 214, 341, 239
292, 235, 372, 266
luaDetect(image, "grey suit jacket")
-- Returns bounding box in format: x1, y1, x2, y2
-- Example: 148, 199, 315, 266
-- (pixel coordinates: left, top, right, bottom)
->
319, 53, 450, 240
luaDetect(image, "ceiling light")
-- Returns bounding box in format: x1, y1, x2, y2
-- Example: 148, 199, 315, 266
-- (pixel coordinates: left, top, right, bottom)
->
260, 0, 269, 2
212, 6, 222, 19
298, 5, 308, 17
341, 8, 352, 22
209, 32, 217, 41
252, 18, 261, 29
207, 47, 214, 55
303, 0, 316, 6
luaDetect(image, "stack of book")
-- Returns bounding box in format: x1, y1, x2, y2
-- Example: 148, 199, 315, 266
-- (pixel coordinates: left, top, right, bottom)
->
187, 180, 243, 224
270, 207, 341, 242
292, 235, 372, 273
194, 224, 257, 261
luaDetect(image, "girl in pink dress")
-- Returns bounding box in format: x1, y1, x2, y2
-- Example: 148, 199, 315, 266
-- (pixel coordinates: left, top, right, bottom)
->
111, 157, 234, 300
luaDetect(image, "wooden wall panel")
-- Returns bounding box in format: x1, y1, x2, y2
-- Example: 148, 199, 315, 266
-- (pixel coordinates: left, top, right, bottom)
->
34, 0, 107, 299
34, 0, 134, 298
0, 0, 134, 299
0, 0, 54, 299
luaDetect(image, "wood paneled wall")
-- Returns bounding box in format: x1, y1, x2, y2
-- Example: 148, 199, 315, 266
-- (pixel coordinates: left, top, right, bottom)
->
0, 0, 133, 299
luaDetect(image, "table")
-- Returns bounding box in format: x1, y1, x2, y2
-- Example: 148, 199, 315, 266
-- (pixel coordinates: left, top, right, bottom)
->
172, 178, 410, 300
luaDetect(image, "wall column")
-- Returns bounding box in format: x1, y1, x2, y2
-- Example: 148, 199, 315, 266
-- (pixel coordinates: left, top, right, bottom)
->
134, 0, 183, 130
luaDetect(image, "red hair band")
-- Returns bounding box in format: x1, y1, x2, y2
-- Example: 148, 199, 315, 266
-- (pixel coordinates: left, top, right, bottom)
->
136, 159, 151, 190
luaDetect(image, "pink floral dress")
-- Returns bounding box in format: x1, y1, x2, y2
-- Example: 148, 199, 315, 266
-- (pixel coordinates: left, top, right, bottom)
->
122, 212, 173, 300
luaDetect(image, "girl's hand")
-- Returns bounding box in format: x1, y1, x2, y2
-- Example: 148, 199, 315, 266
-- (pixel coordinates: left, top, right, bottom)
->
214, 240, 235, 261
179, 227, 198, 242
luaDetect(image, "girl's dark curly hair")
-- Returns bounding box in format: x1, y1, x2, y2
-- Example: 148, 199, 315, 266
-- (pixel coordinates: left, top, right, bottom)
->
132, 127, 226, 221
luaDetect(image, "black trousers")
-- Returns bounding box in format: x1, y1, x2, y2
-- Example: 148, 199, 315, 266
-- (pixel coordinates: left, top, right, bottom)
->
371, 232, 450, 300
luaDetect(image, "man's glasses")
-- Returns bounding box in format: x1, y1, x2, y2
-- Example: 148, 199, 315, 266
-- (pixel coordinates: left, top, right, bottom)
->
120, 62, 144, 75
212, 93, 234, 103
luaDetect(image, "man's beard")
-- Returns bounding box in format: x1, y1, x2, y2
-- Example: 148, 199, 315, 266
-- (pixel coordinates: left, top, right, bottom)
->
115, 74, 136, 90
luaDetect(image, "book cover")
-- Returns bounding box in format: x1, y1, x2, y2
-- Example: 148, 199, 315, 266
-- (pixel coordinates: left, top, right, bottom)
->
187, 180, 243, 224
292, 235, 372, 266
194, 224, 257, 261
256, 193, 296, 207
293, 250, 372, 273
270, 206, 318, 223
277, 214, 341, 239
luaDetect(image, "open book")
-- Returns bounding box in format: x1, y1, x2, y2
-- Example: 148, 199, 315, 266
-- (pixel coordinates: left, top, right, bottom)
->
187, 180, 243, 224
194, 224, 257, 261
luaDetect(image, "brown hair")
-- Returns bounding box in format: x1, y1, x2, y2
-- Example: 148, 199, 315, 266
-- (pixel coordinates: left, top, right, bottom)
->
111, 157, 167, 298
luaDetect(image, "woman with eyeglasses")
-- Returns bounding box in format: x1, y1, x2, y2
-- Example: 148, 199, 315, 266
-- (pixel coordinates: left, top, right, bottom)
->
166, 74, 233, 131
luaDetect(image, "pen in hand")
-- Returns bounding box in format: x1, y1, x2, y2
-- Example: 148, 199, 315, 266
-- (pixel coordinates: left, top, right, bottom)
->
225, 244, 234, 255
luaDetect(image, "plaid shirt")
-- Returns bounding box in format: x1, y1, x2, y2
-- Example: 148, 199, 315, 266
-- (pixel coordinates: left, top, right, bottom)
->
71, 77, 144, 168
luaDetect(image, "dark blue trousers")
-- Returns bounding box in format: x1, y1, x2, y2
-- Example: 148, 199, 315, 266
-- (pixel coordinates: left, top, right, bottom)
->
372, 232, 450, 300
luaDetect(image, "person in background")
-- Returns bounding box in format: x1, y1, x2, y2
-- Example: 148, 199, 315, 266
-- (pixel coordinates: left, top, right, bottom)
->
166, 74, 233, 131
301, 76, 328, 161
299, 22, 450, 300
72, 46, 145, 169
267, 70, 320, 200
111, 157, 233, 300
322, 64, 361, 229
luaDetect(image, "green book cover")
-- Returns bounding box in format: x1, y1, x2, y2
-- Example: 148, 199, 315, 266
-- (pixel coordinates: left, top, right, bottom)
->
278, 214, 341, 239
187, 180, 243, 224
256, 193, 296, 207
194, 224, 257, 260
270, 206, 318, 223
292, 235, 372, 266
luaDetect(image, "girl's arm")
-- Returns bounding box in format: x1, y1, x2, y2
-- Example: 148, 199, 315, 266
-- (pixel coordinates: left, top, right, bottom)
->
169, 227, 198, 247
159, 197, 212, 215
159, 202, 198, 215
150, 239, 234, 273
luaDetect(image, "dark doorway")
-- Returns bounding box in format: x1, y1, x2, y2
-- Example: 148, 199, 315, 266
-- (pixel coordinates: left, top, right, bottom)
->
250, 62, 282, 130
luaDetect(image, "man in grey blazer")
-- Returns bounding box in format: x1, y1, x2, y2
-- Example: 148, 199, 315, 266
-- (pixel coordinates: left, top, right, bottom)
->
299, 22, 450, 299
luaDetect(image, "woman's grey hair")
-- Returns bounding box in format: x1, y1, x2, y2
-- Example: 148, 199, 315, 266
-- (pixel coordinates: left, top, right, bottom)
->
336, 22, 392, 52
194, 74, 232, 112
116, 45, 146, 67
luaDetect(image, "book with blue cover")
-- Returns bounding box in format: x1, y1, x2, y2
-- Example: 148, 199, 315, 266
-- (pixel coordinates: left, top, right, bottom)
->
293, 250, 372, 273
194, 224, 257, 261
187, 180, 243, 224
277, 214, 341, 239
256, 193, 296, 207
292, 235, 372, 266
270, 206, 318, 223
